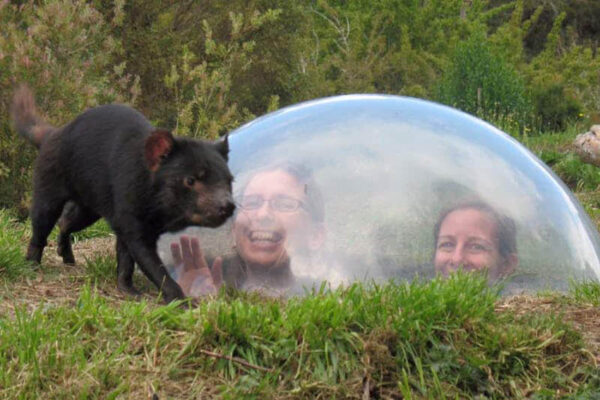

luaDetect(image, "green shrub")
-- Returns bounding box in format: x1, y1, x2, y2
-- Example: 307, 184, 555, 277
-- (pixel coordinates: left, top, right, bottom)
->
0, 0, 139, 210
524, 10, 600, 132
437, 30, 532, 130
164, 10, 284, 139
106, 0, 307, 130
532, 83, 583, 132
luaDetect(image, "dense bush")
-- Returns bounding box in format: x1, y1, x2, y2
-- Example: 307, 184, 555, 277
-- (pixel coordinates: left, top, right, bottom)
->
102, 0, 309, 129
520, 8, 600, 131
532, 83, 582, 132
0, 0, 138, 214
163, 9, 284, 138
1, 0, 600, 210
437, 30, 531, 129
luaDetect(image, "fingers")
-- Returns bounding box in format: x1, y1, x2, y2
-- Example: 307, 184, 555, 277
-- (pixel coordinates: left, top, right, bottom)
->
211, 256, 223, 288
190, 236, 208, 270
170, 242, 183, 266
179, 235, 195, 272
178, 236, 212, 280
171, 235, 221, 297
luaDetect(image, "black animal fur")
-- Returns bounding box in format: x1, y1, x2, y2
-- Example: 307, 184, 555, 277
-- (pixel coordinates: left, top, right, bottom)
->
11, 85, 235, 302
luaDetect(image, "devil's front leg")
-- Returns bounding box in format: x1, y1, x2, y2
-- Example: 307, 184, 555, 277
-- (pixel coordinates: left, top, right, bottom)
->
117, 230, 185, 303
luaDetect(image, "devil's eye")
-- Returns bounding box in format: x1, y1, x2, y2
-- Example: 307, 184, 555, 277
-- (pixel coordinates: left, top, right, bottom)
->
184, 176, 196, 187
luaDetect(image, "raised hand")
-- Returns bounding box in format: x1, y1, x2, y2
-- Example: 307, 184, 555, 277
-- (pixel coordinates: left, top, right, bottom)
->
170, 235, 223, 296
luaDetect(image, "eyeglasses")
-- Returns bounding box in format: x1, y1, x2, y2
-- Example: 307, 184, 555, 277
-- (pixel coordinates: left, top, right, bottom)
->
235, 194, 305, 213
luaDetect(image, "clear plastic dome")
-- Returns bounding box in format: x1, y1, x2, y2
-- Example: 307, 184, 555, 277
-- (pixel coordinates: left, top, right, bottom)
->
159, 95, 600, 294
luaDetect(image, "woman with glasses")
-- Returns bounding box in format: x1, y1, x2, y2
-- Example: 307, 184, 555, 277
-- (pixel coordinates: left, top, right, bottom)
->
168, 162, 326, 297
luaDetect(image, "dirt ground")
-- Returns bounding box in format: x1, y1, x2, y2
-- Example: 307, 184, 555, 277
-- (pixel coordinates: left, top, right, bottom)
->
497, 295, 600, 365
0, 236, 149, 314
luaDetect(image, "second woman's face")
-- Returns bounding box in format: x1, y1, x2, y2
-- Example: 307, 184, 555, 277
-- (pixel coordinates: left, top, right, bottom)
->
434, 208, 510, 280
233, 169, 314, 268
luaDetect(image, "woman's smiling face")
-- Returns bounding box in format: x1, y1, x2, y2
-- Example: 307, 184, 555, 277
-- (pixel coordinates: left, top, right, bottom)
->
434, 207, 508, 280
233, 169, 314, 268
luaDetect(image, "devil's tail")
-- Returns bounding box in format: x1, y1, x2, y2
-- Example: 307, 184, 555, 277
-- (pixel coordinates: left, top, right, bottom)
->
10, 85, 55, 149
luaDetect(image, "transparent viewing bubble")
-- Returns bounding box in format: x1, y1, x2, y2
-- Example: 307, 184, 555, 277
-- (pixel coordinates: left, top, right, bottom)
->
159, 95, 600, 295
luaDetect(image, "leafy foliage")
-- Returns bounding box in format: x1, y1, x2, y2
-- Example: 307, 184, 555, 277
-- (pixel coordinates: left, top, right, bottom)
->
164, 10, 283, 139
1, 0, 600, 206
531, 83, 583, 132
0, 0, 139, 212
437, 29, 531, 129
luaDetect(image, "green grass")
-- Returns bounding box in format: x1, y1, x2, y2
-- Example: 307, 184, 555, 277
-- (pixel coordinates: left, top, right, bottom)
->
71, 219, 113, 242
518, 124, 600, 191
569, 280, 600, 306
0, 210, 112, 282
542, 152, 600, 191
46, 218, 113, 243
83, 254, 117, 284
0, 275, 596, 399
0, 209, 34, 279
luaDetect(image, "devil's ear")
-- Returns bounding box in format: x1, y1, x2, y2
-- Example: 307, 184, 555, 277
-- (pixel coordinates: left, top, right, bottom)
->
145, 129, 174, 171
214, 134, 229, 161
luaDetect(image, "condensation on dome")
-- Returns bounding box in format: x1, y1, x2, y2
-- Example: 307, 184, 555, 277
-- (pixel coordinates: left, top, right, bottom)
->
159, 95, 600, 293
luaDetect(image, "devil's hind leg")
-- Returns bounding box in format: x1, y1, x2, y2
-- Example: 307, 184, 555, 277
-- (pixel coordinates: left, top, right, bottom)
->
57, 201, 101, 264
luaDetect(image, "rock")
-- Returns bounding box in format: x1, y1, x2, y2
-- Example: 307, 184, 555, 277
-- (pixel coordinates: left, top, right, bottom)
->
573, 125, 600, 167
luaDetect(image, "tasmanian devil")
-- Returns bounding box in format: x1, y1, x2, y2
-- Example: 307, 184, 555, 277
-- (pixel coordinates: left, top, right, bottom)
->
11, 85, 235, 303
